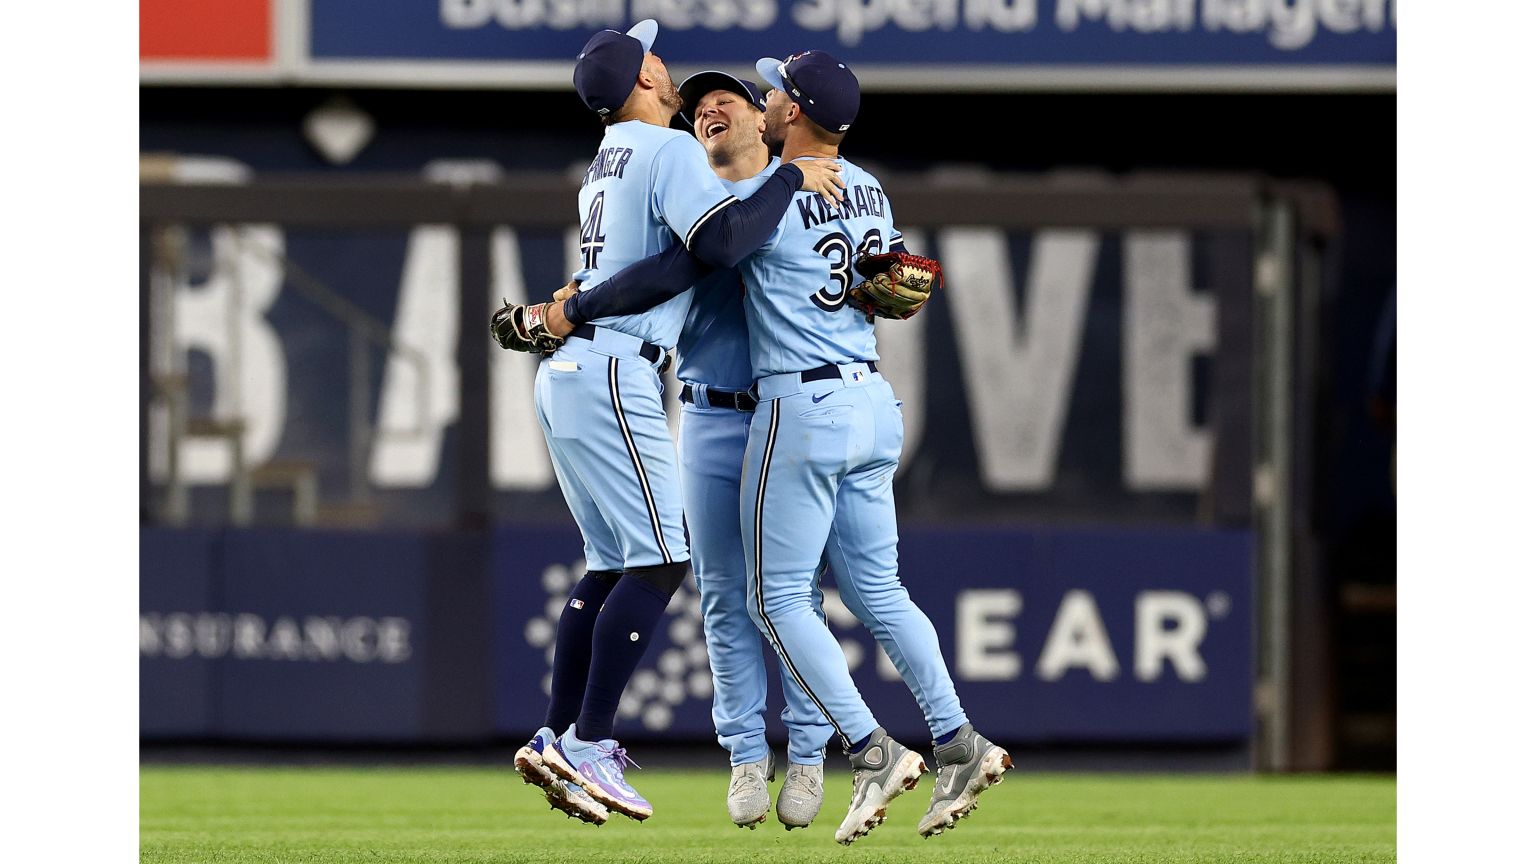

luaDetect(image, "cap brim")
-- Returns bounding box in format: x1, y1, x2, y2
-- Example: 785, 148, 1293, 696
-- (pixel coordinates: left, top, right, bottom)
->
627, 19, 657, 53
755, 58, 786, 92
678, 70, 760, 123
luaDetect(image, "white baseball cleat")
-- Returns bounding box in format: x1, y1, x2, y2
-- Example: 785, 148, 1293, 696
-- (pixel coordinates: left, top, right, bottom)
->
776, 761, 824, 830
727, 752, 774, 828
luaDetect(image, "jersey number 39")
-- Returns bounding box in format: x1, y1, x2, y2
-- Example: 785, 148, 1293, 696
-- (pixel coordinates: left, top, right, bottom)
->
811, 228, 882, 312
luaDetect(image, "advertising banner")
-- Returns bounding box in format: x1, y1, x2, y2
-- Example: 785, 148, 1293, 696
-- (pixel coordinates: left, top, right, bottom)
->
139, 527, 491, 741
142, 522, 1249, 744
140, 0, 272, 61
492, 523, 1252, 744
312, 1, 1396, 67
139, 1, 1393, 88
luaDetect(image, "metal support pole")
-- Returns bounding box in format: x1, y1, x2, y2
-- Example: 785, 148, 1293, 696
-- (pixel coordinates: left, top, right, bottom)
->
141, 227, 154, 522
456, 227, 492, 529
153, 226, 190, 527
349, 325, 373, 506
1253, 201, 1295, 772
228, 419, 252, 526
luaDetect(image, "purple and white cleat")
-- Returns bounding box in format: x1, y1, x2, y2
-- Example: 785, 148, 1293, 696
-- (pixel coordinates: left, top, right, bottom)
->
514, 726, 609, 825
542, 725, 654, 821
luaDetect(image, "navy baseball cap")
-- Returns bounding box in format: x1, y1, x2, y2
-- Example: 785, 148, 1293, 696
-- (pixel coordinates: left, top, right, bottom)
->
573, 19, 658, 117
755, 51, 860, 133
677, 71, 767, 123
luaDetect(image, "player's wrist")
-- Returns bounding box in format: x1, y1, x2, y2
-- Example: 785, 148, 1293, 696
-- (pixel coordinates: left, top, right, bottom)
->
562, 294, 589, 329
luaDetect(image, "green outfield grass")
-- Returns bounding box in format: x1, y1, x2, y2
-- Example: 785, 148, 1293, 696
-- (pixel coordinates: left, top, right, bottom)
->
140, 765, 1395, 863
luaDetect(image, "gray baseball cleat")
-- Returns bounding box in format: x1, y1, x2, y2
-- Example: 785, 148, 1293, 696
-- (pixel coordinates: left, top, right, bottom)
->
834, 728, 928, 846
917, 723, 1013, 838
727, 752, 775, 828
775, 762, 824, 830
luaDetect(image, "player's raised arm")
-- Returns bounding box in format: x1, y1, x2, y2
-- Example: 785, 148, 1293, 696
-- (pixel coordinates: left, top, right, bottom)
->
544, 242, 710, 336
653, 135, 843, 270
547, 160, 845, 334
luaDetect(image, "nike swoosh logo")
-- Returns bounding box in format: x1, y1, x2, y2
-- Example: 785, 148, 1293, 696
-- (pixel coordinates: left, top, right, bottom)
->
811, 392, 833, 403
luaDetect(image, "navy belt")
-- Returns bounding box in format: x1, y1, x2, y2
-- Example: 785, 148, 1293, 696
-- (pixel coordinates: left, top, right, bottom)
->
680, 386, 757, 412
801, 361, 877, 382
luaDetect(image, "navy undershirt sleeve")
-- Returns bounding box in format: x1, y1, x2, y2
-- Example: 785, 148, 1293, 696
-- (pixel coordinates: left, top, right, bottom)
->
562, 242, 712, 326
685, 162, 804, 268
563, 162, 806, 325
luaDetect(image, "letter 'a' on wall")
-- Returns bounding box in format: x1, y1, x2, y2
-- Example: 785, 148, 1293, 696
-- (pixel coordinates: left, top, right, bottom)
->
1036, 589, 1121, 682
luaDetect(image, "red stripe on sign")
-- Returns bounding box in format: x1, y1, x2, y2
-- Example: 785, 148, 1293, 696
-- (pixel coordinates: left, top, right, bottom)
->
140, 0, 271, 61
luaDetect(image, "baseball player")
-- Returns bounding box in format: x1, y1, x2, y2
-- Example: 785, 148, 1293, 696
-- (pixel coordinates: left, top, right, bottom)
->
734, 51, 1015, 845
662, 71, 836, 830
519, 51, 1010, 845
495, 21, 843, 826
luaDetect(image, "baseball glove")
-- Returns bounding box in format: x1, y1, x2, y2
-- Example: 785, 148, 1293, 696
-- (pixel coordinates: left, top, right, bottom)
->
850, 251, 943, 321
491, 300, 563, 355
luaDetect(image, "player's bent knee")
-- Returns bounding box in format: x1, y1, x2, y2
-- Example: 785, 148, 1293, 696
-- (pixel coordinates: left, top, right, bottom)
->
627, 560, 691, 597
586, 568, 621, 587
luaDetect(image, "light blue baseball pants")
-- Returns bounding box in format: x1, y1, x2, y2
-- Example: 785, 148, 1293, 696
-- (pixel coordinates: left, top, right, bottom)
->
535, 327, 689, 571
679, 387, 834, 766
741, 365, 967, 750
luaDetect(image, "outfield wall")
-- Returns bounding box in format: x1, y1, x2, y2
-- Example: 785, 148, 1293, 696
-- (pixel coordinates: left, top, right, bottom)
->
141, 524, 1251, 746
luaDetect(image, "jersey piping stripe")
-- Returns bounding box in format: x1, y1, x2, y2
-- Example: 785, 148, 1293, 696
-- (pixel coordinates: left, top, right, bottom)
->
750, 399, 851, 750
608, 358, 672, 564
683, 196, 738, 250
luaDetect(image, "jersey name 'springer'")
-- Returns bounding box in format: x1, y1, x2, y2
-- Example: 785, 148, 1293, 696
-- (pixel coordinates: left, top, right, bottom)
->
574, 121, 736, 349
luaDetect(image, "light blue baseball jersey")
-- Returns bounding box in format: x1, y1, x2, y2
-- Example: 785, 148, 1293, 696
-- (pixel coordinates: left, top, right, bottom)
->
740, 157, 902, 379
574, 120, 739, 349
674, 158, 783, 390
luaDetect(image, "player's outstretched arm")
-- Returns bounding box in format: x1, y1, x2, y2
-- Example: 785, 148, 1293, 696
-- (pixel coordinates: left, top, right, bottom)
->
555, 242, 714, 333
545, 160, 844, 334
686, 160, 842, 269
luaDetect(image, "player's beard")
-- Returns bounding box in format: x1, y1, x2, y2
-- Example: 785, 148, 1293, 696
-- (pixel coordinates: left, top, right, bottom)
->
763, 100, 788, 150
657, 75, 683, 114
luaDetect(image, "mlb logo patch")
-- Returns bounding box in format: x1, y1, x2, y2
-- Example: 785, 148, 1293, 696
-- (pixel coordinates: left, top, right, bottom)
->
569, 599, 585, 610
851, 371, 863, 382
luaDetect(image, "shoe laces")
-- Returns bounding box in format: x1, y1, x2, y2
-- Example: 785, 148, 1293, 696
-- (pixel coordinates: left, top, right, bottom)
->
605, 746, 640, 773
784, 769, 818, 798
932, 763, 955, 791
730, 768, 760, 795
